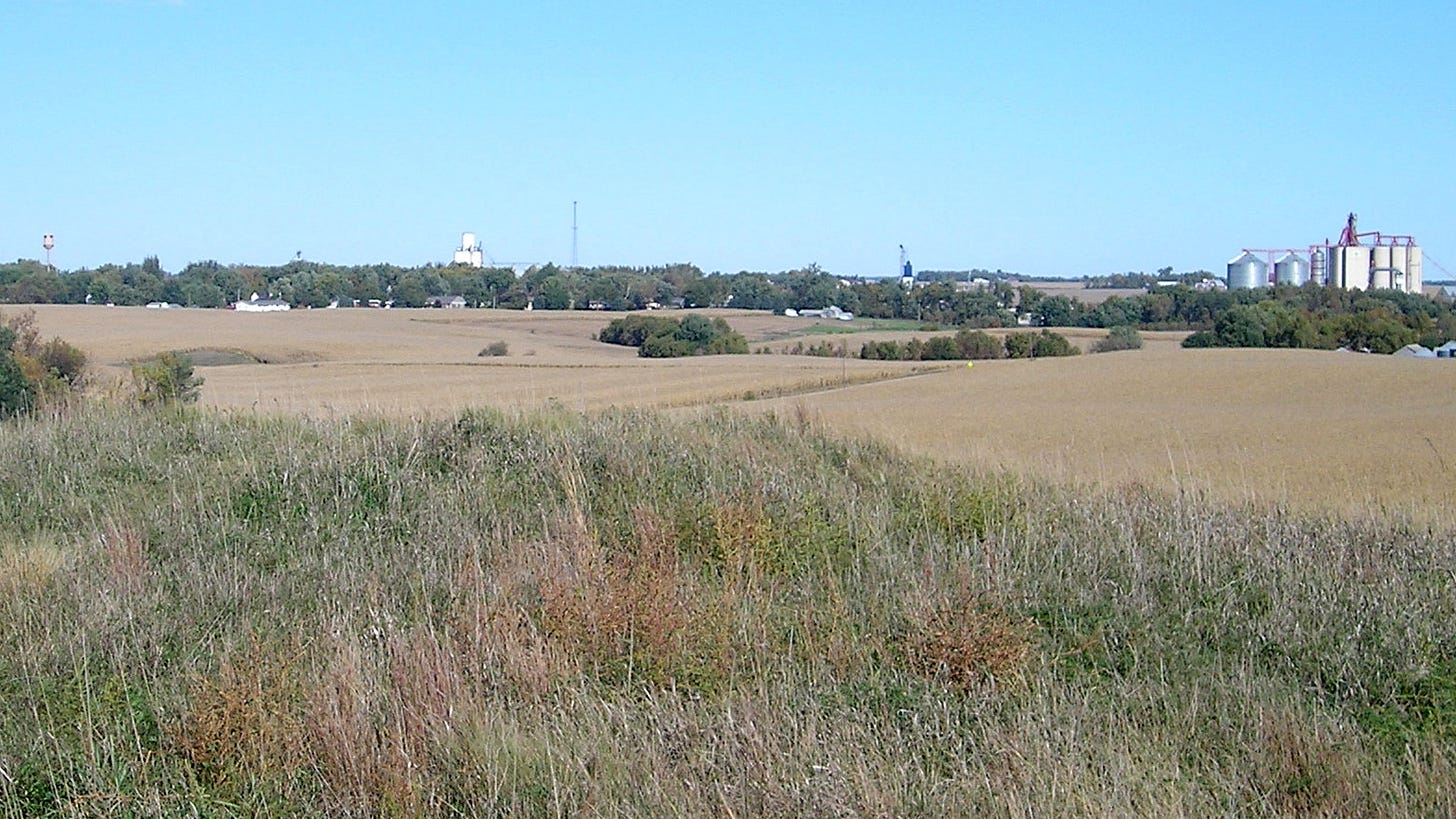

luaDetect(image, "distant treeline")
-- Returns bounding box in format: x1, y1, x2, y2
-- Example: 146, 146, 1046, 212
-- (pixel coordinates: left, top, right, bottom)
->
2, 257, 1452, 351
0, 257, 1031, 324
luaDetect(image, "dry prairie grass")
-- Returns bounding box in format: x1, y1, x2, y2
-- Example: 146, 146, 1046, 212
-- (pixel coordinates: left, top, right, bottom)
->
4, 405, 1456, 815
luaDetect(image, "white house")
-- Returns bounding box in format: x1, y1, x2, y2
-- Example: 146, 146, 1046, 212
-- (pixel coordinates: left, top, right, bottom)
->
234, 294, 291, 312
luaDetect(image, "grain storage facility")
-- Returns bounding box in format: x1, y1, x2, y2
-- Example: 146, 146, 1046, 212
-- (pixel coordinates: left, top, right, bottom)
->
1228, 214, 1424, 293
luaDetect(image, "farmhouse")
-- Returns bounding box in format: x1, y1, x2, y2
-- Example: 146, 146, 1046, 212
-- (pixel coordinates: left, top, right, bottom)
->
234, 293, 291, 312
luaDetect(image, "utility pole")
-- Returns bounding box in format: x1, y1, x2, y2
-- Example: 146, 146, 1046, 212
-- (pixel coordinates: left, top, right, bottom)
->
572, 201, 579, 270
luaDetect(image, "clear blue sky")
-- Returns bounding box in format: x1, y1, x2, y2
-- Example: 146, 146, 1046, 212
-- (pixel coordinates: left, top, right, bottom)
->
4, 1, 1453, 278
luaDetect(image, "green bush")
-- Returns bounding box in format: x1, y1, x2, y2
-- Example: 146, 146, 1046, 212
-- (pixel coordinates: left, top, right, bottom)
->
1003, 332, 1036, 359
478, 341, 510, 357
0, 351, 34, 417
598, 315, 681, 347
132, 351, 204, 406
1031, 330, 1080, 357
599, 314, 748, 358
921, 336, 962, 360
954, 329, 1004, 360
1091, 326, 1143, 353
0, 312, 86, 413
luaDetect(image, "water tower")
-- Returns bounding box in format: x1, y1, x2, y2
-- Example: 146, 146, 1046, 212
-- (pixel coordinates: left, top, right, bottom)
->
43, 233, 54, 268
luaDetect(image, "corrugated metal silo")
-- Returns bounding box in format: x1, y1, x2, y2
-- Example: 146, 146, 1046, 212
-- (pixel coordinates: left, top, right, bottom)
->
1274, 253, 1309, 286
1226, 252, 1268, 289
1371, 245, 1393, 289
1311, 248, 1327, 285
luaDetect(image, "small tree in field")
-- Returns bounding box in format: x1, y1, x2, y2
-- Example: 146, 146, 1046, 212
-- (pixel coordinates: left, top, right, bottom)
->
132, 352, 204, 407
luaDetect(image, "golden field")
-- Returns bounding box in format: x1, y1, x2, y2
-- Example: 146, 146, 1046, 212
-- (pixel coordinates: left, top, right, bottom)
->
24, 303, 1456, 519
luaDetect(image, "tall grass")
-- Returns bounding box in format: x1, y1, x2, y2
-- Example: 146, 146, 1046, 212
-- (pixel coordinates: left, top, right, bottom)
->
0, 404, 1453, 815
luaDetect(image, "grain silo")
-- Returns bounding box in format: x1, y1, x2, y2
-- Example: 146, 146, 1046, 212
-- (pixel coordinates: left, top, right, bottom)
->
1227, 252, 1268, 289
1232, 214, 1429, 296
1333, 245, 1372, 290
1274, 252, 1309, 286
1325, 213, 1423, 294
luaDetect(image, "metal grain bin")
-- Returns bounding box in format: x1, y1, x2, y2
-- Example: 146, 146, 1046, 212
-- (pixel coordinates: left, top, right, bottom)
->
1274, 252, 1309, 286
1227, 252, 1268, 289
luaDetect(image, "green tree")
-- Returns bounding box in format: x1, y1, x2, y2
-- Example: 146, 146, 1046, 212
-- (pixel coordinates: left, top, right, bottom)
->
1213, 305, 1267, 347
954, 329, 1003, 359
1003, 333, 1035, 359
1031, 330, 1080, 357
0, 327, 33, 417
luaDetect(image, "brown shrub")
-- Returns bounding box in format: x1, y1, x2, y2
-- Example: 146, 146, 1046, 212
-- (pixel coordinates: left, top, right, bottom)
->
534, 507, 727, 689
173, 633, 310, 783
903, 601, 1036, 689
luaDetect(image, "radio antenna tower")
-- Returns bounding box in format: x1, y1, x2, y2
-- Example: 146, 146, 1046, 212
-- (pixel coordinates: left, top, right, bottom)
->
571, 201, 579, 269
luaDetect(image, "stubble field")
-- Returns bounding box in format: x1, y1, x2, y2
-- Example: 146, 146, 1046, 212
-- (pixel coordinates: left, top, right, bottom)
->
27, 303, 1456, 520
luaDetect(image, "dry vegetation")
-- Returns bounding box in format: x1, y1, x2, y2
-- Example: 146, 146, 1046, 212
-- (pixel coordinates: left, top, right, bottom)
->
4, 304, 1456, 813
1, 406, 1454, 815
753, 345, 1456, 521
30, 304, 1456, 520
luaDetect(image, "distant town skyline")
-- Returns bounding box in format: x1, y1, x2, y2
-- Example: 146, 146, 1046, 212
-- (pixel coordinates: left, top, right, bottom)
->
4, 1, 1453, 279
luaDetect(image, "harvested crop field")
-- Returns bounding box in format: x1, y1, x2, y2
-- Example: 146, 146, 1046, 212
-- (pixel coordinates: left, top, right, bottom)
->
752, 346, 1456, 521
25, 304, 1456, 519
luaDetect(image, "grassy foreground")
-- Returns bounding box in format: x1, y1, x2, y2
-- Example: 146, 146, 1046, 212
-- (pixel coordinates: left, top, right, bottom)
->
0, 406, 1453, 816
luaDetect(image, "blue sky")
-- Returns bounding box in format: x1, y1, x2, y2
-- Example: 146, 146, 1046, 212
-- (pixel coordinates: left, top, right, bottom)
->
4, 1, 1453, 278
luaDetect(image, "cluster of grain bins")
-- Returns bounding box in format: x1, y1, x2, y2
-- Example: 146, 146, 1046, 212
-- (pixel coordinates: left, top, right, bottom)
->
1227, 214, 1423, 293
1225, 251, 1314, 289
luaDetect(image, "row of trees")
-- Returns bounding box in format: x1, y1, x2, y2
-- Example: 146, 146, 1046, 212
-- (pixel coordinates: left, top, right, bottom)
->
858, 329, 1081, 361
0, 257, 1030, 323
5, 255, 1451, 353
1019, 283, 1456, 351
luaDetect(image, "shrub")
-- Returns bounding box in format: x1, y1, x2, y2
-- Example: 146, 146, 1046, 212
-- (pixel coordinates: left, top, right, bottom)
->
1182, 330, 1219, 348
478, 341, 510, 357
132, 352, 204, 406
0, 313, 86, 413
598, 315, 680, 347
0, 351, 34, 417
954, 329, 1004, 360
920, 336, 961, 360
860, 340, 907, 360
1091, 325, 1143, 353
598, 314, 748, 358
1031, 330, 1080, 357
1003, 332, 1035, 359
